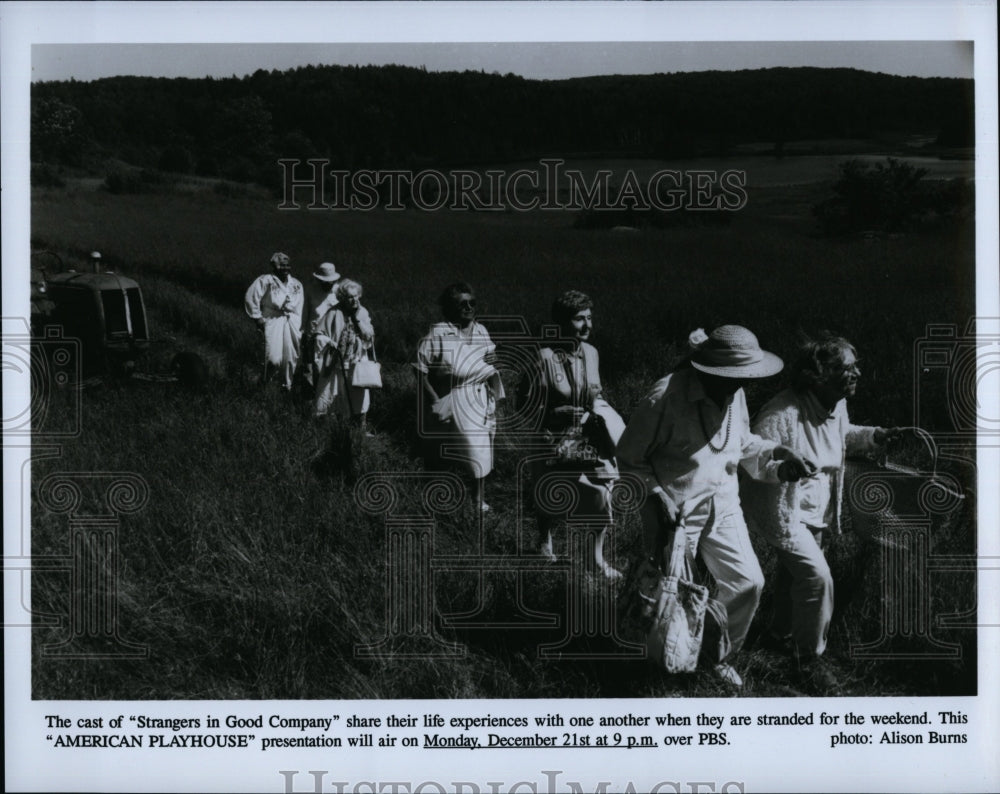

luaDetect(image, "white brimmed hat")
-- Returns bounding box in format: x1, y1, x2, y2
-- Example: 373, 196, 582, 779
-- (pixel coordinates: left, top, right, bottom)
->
313, 262, 341, 283
690, 325, 784, 379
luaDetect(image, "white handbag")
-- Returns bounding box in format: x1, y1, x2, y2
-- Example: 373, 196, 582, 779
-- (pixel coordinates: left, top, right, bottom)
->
350, 347, 382, 389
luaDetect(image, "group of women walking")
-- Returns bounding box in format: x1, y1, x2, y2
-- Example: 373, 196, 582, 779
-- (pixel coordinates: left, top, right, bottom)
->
244, 252, 375, 427
246, 251, 901, 693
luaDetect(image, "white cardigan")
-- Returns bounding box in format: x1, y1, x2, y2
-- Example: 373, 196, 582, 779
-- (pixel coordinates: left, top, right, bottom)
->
741, 388, 878, 551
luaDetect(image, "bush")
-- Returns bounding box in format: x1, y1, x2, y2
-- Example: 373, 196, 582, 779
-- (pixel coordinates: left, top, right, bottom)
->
158, 144, 194, 174
921, 177, 975, 224
104, 167, 172, 194
573, 206, 732, 230
212, 179, 251, 199
104, 168, 142, 194
31, 163, 66, 188
813, 157, 972, 235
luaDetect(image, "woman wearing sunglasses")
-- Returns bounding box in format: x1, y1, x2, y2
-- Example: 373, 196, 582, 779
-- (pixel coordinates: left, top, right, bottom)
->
414, 282, 503, 513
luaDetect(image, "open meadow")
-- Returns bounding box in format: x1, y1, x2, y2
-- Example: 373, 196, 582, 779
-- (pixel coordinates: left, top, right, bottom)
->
28, 158, 978, 699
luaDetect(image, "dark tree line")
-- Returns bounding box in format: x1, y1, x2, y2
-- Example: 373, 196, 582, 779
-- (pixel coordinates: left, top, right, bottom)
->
31, 64, 974, 184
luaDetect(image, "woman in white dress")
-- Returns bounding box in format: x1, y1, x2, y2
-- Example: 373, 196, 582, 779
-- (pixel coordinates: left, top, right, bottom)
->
244, 251, 304, 390
314, 279, 375, 427
414, 282, 504, 512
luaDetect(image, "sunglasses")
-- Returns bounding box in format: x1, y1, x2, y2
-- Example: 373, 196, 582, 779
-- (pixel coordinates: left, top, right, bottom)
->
456, 299, 477, 309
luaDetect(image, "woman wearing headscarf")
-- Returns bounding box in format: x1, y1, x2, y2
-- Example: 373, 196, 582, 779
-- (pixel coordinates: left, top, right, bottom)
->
527, 290, 624, 579
741, 334, 901, 691
314, 278, 375, 426
414, 282, 503, 513
616, 325, 814, 687
244, 251, 304, 390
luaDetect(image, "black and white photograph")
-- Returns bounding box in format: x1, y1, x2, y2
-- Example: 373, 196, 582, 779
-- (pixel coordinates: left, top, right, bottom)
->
4, 2, 998, 792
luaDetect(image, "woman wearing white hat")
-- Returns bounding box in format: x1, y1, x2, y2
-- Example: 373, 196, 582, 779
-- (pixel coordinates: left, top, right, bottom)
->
617, 324, 814, 687
244, 252, 304, 390
301, 262, 342, 387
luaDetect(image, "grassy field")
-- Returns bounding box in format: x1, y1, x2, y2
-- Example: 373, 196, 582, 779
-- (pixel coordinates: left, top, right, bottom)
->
28, 163, 978, 699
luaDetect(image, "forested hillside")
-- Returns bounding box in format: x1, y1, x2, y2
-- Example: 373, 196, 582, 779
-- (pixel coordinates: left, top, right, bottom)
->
32, 65, 974, 186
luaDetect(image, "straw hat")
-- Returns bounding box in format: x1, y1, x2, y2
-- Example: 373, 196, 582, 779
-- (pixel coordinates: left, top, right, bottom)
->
690, 325, 784, 379
312, 262, 341, 283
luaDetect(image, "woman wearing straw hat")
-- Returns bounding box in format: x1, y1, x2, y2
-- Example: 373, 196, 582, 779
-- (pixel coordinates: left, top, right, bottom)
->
244, 251, 304, 390
741, 334, 901, 692
617, 324, 814, 688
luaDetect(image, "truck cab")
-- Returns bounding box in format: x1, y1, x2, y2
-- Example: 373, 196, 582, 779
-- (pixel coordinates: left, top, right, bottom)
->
41, 266, 150, 377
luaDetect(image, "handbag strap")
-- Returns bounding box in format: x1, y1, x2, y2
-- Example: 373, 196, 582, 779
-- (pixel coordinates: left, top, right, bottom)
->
559, 345, 590, 426
663, 494, 714, 579
665, 522, 694, 581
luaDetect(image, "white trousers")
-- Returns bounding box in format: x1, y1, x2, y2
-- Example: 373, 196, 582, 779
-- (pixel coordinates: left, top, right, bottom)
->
770, 524, 834, 658
685, 509, 764, 656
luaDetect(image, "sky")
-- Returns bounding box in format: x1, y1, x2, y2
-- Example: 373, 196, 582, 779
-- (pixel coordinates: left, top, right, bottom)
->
31, 40, 974, 84
11, 2, 979, 84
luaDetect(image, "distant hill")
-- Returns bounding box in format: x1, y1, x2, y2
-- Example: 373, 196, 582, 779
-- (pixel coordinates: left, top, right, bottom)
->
31, 64, 974, 184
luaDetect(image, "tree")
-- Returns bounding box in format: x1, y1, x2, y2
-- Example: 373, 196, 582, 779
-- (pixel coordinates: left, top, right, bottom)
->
813, 158, 931, 234
31, 95, 86, 164
209, 95, 274, 169
158, 143, 194, 174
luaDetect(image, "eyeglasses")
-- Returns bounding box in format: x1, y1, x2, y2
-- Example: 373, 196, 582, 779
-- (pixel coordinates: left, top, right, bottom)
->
456, 299, 477, 309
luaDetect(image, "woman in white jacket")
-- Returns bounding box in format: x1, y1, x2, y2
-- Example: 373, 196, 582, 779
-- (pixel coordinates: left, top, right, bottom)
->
244, 252, 304, 390
742, 335, 900, 690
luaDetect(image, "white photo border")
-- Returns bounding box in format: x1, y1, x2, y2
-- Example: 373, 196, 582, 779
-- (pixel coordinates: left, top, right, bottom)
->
3, 2, 998, 792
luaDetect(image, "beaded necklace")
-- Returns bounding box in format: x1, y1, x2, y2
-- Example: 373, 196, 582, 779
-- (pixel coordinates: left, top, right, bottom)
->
698, 401, 732, 454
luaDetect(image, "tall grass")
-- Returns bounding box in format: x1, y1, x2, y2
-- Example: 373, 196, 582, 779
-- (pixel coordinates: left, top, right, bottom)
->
30, 179, 977, 698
